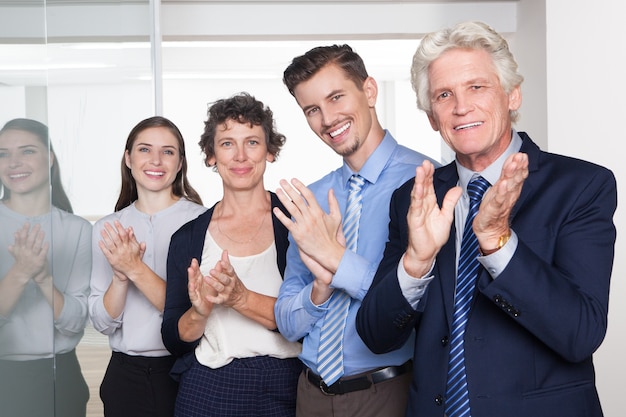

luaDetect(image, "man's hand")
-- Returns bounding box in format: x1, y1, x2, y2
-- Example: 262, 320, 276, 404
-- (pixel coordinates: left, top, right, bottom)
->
473, 152, 529, 251
404, 160, 462, 277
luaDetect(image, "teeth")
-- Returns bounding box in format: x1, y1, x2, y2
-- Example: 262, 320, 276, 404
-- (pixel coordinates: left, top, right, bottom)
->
455, 122, 482, 130
9, 173, 29, 179
330, 122, 350, 138
146, 171, 164, 176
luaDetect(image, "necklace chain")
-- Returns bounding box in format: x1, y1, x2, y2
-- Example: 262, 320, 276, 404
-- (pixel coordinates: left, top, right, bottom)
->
215, 203, 268, 244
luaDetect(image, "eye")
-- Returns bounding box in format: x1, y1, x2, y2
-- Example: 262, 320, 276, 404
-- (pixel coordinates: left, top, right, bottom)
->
331, 94, 342, 101
0, 151, 7, 158
248, 139, 260, 146
305, 107, 319, 117
138, 147, 150, 152
220, 140, 232, 147
437, 91, 451, 100
164, 149, 176, 155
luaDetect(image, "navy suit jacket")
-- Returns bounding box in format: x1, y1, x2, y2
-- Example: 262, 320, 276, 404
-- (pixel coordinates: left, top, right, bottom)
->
356, 133, 616, 417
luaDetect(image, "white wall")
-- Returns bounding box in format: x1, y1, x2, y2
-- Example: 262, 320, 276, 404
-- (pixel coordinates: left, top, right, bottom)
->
542, 1, 626, 415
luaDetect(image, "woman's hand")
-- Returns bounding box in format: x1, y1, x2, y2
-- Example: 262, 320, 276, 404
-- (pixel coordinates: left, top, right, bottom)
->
98, 220, 146, 280
187, 258, 216, 318
205, 250, 248, 310
8, 223, 49, 283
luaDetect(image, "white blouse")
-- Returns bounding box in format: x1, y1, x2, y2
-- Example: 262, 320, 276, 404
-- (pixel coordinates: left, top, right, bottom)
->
195, 231, 301, 369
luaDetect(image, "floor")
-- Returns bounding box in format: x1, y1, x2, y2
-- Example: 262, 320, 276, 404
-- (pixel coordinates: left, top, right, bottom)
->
75, 324, 110, 417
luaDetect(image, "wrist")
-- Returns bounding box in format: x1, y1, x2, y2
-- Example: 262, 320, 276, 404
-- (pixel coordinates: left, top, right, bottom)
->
479, 232, 511, 256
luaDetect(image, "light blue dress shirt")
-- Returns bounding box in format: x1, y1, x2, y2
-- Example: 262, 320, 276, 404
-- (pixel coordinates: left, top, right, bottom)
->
275, 131, 438, 376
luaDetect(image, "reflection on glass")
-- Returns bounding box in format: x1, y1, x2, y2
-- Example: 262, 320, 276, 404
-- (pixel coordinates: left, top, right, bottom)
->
0, 119, 91, 417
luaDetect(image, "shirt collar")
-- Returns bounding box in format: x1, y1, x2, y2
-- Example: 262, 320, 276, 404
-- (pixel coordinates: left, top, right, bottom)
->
456, 129, 523, 191
341, 129, 397, 187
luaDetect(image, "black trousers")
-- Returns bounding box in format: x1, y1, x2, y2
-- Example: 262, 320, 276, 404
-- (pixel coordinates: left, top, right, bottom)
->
0, 349, 89, 417
100, 351, 178, 417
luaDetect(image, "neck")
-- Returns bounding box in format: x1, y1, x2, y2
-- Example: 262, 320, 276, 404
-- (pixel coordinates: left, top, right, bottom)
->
4, 192, 51, 217
218, 185, 269, 217
134, 189, 180, 215
344, 122, 385, 172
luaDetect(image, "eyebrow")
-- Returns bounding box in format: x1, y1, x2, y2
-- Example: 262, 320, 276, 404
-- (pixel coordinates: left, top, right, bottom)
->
0, 144, 39, 151
135, 142, 177, 149
300, 88, 345, 114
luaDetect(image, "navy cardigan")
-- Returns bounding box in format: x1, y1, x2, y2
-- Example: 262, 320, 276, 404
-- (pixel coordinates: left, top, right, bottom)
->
161, 191, 290, 357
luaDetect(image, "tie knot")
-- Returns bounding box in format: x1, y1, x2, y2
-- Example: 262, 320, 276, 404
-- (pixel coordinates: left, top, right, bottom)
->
349, 174, 365, 191
467, 176, 489, 203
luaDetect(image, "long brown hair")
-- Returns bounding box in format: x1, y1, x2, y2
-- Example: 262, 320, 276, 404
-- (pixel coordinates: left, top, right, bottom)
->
0, 118, 73, 213
114, 116, 203, 211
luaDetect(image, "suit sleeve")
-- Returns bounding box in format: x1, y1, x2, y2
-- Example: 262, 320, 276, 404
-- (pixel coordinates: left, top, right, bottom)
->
161, 226, 200, 357
479, 165, 617, 362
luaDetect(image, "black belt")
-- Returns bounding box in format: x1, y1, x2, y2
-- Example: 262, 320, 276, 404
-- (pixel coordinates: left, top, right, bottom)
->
306, 360, 413, 396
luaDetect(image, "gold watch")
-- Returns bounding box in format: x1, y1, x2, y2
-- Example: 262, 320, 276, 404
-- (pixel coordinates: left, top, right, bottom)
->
480, 232, 511, 256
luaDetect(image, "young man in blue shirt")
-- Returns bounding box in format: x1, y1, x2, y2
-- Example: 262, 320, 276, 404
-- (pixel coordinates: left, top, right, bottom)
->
273, 44, 438, 417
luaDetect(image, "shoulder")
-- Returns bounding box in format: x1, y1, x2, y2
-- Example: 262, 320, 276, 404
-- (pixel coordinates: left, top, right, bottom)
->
177, 198, 208, 215
171, 204, 215, 243
394, 143, 440, 167
307, 167, 343, 194
520, 132, 616, 188
53, 207, 93, 231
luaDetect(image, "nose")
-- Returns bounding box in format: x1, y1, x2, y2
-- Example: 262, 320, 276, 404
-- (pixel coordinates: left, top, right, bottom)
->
319, 107, 337, 130
453, 92, 473, 116
150, 152, 162, 165
8, 153, 22, 168
234, 144, 246, 162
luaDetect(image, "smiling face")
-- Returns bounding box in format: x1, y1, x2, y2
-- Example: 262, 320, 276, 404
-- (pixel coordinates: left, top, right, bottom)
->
292, 63, 379, 170
208, 119, 273, 192
0, 128, 52, 198
427, 48, 521, 171
124, 126, 183, 197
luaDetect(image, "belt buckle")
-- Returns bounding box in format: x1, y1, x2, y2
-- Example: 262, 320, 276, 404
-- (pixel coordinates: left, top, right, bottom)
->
319, 380, 336, 396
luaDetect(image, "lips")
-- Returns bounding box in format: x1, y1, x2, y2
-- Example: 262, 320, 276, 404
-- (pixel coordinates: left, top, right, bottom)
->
144, 170, 165, 178
454, 121, 483, 131
329, 122, 351, 138
8, 172, 30, 180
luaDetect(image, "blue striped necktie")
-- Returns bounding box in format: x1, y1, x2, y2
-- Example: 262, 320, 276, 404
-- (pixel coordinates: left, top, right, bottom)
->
445, 176, 490, 417
317, 174, 365, 386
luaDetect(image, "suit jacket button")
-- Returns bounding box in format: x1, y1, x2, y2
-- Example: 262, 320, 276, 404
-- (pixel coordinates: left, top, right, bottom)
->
435, 394, 444, 406
441, 336, 449, 346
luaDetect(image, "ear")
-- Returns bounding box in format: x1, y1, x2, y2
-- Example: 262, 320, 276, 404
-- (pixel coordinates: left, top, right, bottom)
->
266, 153, 276, 163
427, 113, 440, 132
206, 155, 216, 167
124, 150, 131, 169
508, 84, 522, 111
49, 151, 55, 168
363, 76, 378, 107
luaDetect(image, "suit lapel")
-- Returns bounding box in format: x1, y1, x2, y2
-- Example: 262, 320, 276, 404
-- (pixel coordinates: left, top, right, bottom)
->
433, 164, 461, 328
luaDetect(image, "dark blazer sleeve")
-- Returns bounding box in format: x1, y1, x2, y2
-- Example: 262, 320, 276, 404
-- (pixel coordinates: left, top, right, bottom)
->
476, 134, 617, 362
356, 178, 422, 354
161, 207, 214, 357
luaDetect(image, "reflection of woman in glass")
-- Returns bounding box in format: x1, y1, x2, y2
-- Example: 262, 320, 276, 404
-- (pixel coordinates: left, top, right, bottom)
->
89, 116, 206, 417
0, 118, 91, 416
162, 93, 302, 417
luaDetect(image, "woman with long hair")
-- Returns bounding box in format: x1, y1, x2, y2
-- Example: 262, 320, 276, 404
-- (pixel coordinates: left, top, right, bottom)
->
162, 93, 302, 417
89, 116, 206, 417
0, 118, 91, 416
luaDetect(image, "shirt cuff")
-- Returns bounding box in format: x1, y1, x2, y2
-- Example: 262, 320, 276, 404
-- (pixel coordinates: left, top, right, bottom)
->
398, 254, 434, 309
478, 230, 518, 278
